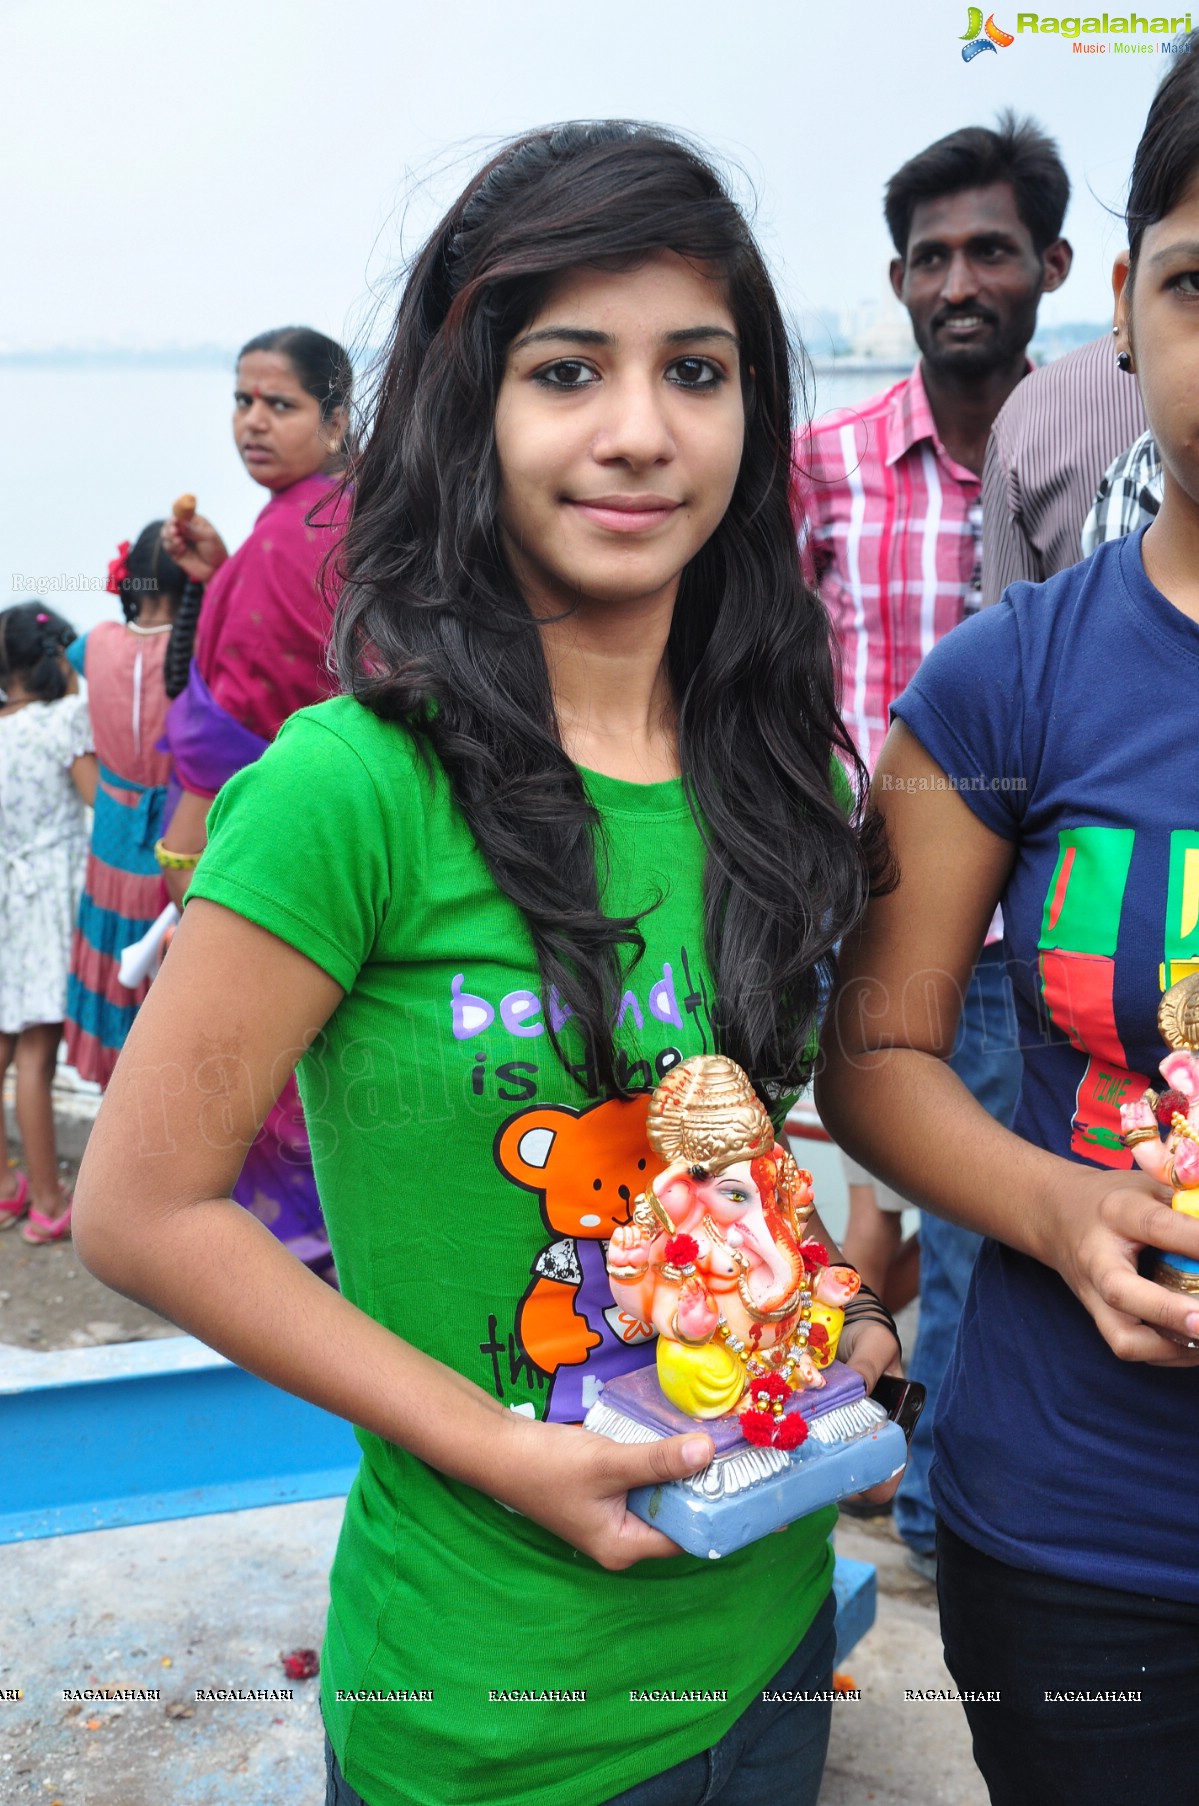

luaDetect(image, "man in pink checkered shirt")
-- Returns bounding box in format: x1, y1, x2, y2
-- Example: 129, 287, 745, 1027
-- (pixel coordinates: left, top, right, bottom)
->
796, 116, 1072, 773
796, 115, 1072, 1580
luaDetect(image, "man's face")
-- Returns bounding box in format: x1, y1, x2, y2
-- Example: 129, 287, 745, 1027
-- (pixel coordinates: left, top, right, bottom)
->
891, 182, 1064, 378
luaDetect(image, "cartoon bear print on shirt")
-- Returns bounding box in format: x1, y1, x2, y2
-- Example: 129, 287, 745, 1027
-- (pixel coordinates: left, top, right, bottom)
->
494, 1095, 667, 1423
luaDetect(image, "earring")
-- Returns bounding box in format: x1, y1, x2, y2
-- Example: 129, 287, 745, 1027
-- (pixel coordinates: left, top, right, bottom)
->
1116, 351, 1133, 373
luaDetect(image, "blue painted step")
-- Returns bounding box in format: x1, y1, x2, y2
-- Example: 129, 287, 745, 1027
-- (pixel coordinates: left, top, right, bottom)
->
0, 1337, 877, 1658
0, 1336, 358, 1542
832, 1554, 877, 1668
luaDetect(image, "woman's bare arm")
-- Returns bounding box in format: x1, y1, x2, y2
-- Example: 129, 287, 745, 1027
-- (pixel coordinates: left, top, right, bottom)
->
73, 899, 715, 1568
159, 790, 212, 908
816, 722, 1199, 1367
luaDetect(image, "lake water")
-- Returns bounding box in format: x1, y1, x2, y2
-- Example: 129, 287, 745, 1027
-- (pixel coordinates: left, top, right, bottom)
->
1, 359, 899, 632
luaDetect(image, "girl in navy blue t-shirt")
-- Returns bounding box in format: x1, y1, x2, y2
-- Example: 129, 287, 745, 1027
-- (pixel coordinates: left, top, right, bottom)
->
821, 38, 1199, 1806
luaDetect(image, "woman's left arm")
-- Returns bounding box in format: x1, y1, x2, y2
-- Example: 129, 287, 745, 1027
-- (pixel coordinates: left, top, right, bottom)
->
159, 790, 213, 908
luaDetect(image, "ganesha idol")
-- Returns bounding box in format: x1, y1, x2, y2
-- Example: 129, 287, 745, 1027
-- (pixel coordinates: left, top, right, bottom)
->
1120, 973, 1199, 1295
606, 1061, 859, 1420
583, 1055, 909, 1558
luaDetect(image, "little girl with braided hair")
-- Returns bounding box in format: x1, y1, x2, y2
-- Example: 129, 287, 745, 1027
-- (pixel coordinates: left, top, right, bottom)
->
64, 525, 191, 1087
0, 602, 97, 1242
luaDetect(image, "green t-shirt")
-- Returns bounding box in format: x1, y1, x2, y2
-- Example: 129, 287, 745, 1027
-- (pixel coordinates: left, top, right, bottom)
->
191, 696, 834, 1806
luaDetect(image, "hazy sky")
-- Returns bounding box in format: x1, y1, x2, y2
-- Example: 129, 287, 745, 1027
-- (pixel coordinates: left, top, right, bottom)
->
6, 0, 1166, 354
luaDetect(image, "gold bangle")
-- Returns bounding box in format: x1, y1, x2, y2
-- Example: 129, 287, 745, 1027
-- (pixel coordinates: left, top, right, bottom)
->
669, 1309, 716, 1348
154, 838, 201, 871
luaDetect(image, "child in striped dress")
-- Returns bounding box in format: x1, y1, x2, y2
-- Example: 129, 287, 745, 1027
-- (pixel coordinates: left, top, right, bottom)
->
65, 526, 187, 1087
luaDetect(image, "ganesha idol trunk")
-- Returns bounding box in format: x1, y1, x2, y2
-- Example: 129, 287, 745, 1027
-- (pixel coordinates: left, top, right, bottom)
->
583, 1054, 908, 1560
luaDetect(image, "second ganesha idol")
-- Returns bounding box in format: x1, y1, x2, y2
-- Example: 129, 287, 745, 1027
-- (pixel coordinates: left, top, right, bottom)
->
583, 1054, 908, 1558
1120, 972, 1199, 1295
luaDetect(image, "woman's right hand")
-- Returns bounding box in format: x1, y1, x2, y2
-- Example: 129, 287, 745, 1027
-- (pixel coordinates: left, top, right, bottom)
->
161, 513, 229, 585
1044, 1165, 1199, 1366
491, 1415, 714, 1569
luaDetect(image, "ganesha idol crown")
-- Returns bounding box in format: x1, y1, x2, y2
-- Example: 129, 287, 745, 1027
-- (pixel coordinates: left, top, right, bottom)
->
646, 1055, 776, 1176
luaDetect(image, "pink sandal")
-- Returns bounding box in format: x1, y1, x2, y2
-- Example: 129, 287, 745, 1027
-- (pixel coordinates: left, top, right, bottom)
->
0, 1170, 30, 1229
22, 1196, 72, 1245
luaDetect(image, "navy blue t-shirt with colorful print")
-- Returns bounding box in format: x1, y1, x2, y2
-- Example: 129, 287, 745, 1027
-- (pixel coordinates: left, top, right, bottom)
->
893, 528, 1199, 1601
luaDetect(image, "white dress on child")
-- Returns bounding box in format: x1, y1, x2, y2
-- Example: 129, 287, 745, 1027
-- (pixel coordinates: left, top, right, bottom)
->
0, 695, 93, 1032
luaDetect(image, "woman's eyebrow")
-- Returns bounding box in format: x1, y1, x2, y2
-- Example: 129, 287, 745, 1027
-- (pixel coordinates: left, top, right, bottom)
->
513, 326, 611, 349
512, 324, 740, 351
661, 326, 740, 349
234, 388, 296, 403
1147, 239, 1199, 267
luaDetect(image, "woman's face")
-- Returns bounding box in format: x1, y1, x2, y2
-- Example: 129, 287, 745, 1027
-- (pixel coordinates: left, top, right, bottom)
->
231, 351, 345, 493
1116, 176, 1199, 512
493, 251, 746, 618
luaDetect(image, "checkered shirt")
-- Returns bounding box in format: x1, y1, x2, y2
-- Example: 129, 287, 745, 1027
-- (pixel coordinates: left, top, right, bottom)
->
793, 361, 982, 776
1081, 429, 1162, 556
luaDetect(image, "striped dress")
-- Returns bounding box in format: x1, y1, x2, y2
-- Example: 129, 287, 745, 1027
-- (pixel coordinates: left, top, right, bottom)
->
65, 621, 173, 1086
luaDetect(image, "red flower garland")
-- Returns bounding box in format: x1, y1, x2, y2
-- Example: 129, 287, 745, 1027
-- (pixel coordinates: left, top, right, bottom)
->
663, 1233, 699, 1268
739, 1409, 779, 1446
747, 1372, 790, 1405
737, 1371, 809, 1450
106, 540, 131, 595
799, 1240, 829, 1273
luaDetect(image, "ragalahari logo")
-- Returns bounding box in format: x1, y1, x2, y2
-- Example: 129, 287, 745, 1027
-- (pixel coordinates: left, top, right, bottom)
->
961, 8, 1016, 56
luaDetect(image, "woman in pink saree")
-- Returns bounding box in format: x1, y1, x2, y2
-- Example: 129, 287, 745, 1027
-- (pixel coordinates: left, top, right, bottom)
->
158, 326, 352, 1280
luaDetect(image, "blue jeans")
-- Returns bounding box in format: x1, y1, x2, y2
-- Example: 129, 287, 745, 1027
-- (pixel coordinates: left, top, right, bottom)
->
323, 1590, 837, 1806
937, 1519, 1199, 1806
893, 945, 1022, 1556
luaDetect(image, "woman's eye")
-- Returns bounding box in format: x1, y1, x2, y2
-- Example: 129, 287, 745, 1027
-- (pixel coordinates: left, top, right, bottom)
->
535, 360, 597, 389
668, 357, 721, 389
1171, 270, 1199, 296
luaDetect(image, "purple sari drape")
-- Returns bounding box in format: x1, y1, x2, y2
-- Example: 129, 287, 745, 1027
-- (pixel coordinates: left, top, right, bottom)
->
166, 665, 334, 1281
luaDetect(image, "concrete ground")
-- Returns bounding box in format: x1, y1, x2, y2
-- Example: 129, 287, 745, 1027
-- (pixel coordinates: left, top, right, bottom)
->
0, 1496, 986, 1806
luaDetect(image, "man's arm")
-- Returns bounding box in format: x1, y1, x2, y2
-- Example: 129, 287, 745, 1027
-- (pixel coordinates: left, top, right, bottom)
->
981, 420, 1041, 607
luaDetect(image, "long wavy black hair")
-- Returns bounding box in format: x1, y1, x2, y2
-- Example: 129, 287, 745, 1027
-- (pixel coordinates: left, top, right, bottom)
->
332, 121, 878, 1108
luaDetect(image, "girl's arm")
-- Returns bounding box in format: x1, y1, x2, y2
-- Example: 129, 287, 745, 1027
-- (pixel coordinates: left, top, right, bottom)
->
70, 752, 99, 807
816, 722, 1199, 1368
158, 789, 212, 908
73, 898, 714, 1569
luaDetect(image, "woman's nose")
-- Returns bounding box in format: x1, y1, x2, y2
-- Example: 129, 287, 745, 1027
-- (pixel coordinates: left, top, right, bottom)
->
593, 375, 674, 465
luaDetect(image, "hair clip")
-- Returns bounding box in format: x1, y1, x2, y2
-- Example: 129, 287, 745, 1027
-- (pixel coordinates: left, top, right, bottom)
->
106, 541, 132, 595
36, 611, 49, 623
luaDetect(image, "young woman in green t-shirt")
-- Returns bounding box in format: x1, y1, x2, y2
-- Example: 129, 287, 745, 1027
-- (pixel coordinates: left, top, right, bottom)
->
75, 124, 898, 1806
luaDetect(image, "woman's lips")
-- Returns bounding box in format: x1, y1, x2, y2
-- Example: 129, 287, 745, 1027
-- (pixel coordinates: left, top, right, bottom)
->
570, 497, 681, 533
241, 444, 274, 463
